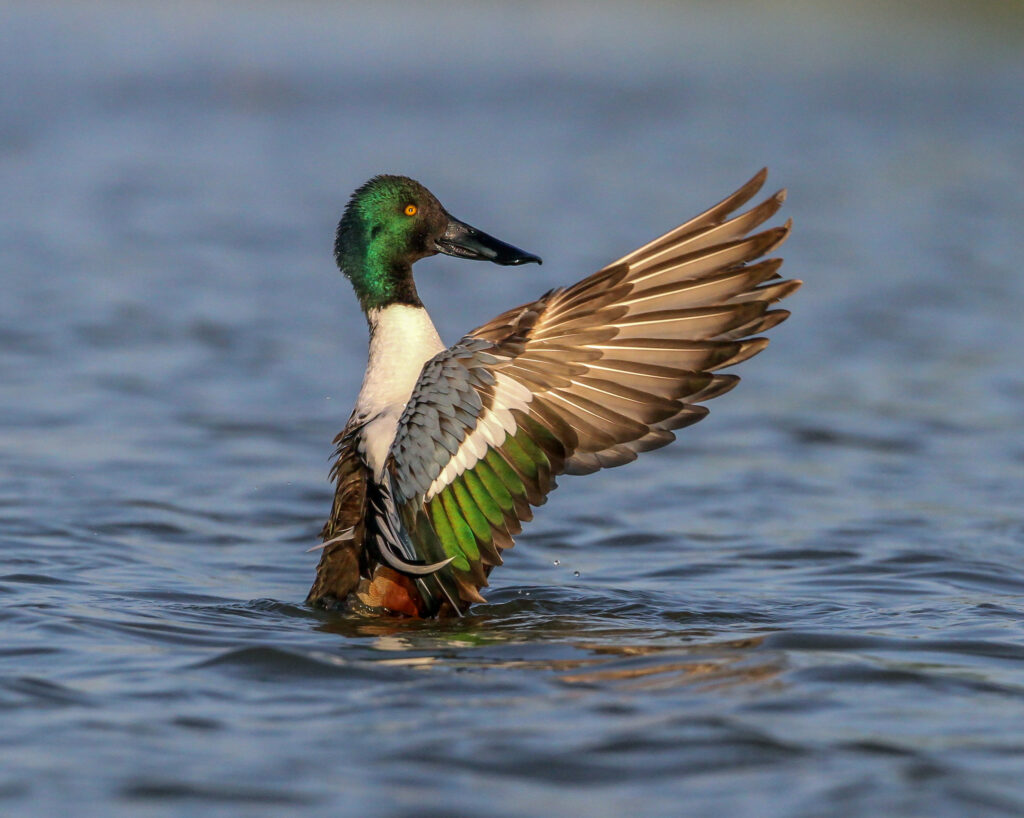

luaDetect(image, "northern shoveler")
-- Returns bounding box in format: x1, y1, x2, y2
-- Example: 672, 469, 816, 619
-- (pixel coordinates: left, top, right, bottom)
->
307, 170, 800, 617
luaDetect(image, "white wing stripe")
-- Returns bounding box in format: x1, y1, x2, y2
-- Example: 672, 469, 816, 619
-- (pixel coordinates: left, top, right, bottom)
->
425, 373, 533, 500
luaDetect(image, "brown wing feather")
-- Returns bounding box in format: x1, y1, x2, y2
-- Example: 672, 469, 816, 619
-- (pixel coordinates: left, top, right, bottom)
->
468, 169, 801, 475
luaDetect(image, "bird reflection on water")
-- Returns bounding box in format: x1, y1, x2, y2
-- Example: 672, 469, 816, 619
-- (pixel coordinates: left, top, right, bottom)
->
312, 611, 782, 692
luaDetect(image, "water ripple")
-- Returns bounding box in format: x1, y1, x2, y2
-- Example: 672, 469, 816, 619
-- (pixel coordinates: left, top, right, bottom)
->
3, 2, 1024, 817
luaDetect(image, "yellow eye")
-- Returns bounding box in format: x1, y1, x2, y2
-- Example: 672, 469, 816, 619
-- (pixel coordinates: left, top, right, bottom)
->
404, 204, 418, 216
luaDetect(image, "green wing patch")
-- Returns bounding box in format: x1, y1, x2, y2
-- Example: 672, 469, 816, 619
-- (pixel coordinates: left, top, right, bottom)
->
418, 421, 565, 609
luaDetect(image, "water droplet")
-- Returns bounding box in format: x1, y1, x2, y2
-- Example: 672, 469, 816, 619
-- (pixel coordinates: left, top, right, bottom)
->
553, 559, 560, 566
573, 571, 580, 577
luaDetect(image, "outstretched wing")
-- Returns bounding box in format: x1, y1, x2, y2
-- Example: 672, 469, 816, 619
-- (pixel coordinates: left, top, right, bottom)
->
385, 170, 801, 614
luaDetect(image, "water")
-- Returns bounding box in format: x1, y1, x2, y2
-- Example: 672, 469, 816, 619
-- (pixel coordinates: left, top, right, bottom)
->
2, 2, 1024, 815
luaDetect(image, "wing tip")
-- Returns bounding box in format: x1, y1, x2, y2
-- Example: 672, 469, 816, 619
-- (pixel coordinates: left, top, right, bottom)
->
736, 167, 769, 206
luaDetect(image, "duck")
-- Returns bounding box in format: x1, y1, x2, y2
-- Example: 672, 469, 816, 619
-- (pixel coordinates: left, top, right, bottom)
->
307, 170, 800, 617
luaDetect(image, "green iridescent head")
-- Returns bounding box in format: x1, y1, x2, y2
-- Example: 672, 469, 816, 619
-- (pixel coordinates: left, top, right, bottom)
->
334, 175, 541, 313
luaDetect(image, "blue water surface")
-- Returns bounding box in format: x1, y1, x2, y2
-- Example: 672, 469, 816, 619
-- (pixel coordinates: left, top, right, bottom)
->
1, 2, 1023, 816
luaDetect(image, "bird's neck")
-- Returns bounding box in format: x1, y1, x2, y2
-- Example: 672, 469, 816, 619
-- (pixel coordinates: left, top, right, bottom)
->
341, 231, 423, 311
354, 304, 445, 475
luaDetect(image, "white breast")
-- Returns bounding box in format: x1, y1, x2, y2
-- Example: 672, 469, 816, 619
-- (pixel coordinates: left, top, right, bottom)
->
355, 304, 446, 477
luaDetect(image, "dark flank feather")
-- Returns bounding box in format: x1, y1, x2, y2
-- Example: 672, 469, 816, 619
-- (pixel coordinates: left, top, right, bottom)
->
307, 421, 367, 608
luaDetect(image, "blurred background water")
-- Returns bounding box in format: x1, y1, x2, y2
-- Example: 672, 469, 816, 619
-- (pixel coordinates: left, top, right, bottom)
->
1, 1, 1023, 816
